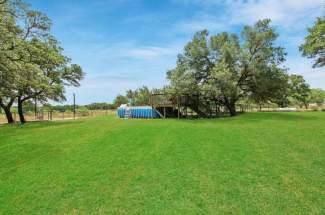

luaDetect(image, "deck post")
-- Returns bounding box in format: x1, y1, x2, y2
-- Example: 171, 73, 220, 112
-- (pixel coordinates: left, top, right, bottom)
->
150, 95, 153, 107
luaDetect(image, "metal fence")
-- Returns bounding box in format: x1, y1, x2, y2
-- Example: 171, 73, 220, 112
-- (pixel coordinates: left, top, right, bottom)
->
1, 105, 324, 124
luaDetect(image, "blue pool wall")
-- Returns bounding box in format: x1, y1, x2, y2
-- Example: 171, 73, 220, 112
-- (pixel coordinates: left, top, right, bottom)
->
117, 106, 160, 118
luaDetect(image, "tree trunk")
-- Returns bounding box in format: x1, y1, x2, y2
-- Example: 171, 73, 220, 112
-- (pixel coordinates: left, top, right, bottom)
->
17, 97, 26, 124
0, 98, 15, 124
3, 106, 15, 124
226, 103, 237, 117
304, 103, 309, 110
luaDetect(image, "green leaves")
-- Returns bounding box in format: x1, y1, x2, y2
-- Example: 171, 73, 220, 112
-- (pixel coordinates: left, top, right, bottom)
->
167, 19, 288, 114
0, 0, 84, 123
300, 16, 325, 68
167, 59, 197, 94
289, 74, 311, 108
62, 64, 84, 87
124, 86, 152, 106
113, 95, 128, 107
309, 88, 325, 106
242, 19, 286, 66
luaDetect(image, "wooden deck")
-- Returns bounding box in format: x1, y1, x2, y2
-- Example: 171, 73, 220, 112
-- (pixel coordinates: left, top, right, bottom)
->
150, 93, 221, 118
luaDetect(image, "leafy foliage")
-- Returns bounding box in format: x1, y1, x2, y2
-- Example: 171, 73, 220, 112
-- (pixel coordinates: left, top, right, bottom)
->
167, 19, 287, 115
289, 75, 311, 109
0, 0, 84, 123
310, 88, 325, 107
126, 86, 151, 106
113, 95, 128, 108
85, 102, 114, 110
300, 16, 325, 68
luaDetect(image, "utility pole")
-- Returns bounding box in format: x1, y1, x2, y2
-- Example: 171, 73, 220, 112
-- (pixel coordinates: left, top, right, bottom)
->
73, 93, 76, 120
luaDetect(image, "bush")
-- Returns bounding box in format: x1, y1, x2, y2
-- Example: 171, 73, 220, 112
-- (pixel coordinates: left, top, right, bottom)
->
76, 107, 89, 116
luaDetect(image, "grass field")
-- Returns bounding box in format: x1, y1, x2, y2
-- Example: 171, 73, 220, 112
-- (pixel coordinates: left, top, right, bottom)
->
0, 112, 324, 214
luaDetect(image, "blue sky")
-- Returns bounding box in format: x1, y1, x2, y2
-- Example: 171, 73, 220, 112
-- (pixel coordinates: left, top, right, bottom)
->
27, 0, 324, 105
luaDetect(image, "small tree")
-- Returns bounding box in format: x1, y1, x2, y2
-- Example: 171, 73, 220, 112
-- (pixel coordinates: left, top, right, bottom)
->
126, 89, 136, 105
113, 95, 128, 108
310, 88, 325, 107
289, 74, 311, 109
125, 86, 152, 106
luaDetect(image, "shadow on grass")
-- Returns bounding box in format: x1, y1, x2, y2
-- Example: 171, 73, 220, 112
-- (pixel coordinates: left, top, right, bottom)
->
177, 112, 319, 125
0, 119, 85, 130
241, 112, 319, 122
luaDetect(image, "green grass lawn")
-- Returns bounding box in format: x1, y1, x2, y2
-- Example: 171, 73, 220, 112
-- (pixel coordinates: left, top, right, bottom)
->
0, 112, 324, 214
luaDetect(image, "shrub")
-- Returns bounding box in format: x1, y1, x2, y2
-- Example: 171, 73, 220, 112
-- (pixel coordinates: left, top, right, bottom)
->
76, 107, 89, 116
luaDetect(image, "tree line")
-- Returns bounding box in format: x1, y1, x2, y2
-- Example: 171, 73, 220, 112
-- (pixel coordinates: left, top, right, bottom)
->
115, 18, 324, 116
1, 0, 324, 122
0, 0, 84, 123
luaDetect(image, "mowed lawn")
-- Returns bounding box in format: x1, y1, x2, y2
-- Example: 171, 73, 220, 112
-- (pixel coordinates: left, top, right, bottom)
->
0, 113, 324, 214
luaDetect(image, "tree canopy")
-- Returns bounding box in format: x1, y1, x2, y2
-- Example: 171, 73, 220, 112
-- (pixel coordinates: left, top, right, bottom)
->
0, 0, 84, 123
300, 16, 325, 68
167, 19, 288, 116
289, 74, 311, 109
310, 88, 325, 107
126, 86, 151, 106
113, 95, 128, 108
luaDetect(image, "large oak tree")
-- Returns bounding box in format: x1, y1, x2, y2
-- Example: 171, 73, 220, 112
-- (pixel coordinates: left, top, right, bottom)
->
0, 0, 84, 123
167, 19, 287, 116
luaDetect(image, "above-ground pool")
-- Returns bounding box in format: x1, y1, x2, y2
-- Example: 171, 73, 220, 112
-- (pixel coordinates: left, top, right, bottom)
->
117, 106, 161, 119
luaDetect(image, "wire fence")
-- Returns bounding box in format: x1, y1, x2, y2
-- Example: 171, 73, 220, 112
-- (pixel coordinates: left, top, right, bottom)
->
0, 109, 115, 125
1, 104, 324, 124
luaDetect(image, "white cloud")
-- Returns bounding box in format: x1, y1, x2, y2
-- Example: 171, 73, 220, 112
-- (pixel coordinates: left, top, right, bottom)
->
172, 0, 226, 5
64, 73, 167, 104
286, 57, 325, 89
76, 41, 182, 61
171, 0, 324, 39
173, 0, 323, 28
59, 41, 181, 104
228, 0, 324, 27
122, 46, 180, 60
52, 0, 324, 104
173, 14, 229, 34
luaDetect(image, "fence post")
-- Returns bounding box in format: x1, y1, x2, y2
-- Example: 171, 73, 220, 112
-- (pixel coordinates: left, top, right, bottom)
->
164, 107, 166, 119
73, 93, 76, 120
